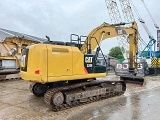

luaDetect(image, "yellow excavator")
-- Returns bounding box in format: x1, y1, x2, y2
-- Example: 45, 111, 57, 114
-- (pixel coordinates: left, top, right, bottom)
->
20, 21, 142, 111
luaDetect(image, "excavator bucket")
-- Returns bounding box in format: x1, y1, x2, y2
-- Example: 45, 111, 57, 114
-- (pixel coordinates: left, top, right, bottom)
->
115, 61, 148, 86
120, 76, 145, 86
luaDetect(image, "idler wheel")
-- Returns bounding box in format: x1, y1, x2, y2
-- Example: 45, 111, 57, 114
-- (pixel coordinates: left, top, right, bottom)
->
30, 82, 48, 96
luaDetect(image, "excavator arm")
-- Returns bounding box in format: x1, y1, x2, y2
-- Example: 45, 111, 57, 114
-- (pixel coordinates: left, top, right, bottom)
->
81, 21, 138, 71
80, 21, 146, 85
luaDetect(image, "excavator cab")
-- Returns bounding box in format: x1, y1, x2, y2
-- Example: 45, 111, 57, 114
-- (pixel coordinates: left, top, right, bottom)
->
70, 33, 108, 71
70, 34, 107, 73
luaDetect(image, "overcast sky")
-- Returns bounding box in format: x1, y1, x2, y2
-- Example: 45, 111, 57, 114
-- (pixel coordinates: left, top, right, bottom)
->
0, 0, 159, 54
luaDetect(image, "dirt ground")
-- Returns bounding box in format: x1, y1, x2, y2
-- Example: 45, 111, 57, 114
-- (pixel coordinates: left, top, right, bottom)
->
0, 75, 160, 120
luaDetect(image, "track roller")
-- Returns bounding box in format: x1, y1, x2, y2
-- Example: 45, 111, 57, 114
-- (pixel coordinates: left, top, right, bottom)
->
52, 92, 64, 107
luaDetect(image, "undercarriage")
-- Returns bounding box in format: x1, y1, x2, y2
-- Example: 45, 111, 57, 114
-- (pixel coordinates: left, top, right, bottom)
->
30, 79, 126, 112
0, 69, 20, 81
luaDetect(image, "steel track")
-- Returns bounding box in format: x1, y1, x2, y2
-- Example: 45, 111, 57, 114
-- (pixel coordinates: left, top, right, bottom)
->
44, 80, 126, 112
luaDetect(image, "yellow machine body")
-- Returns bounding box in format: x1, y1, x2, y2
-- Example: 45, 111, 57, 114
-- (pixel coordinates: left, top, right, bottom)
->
21, 21, 141, 84
20, 44, 106, 83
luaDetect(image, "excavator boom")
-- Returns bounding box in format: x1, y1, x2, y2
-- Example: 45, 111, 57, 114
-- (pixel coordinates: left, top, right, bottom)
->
79, 21, 145, 85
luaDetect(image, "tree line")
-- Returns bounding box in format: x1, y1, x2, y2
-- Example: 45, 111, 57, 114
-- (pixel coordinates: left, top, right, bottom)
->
108, 46, 124, 59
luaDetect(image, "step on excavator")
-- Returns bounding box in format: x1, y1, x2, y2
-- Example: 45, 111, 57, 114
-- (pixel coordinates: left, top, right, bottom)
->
20, 21, 144, 111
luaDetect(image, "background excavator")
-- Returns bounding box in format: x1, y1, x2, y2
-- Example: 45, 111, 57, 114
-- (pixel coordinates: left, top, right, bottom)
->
0, 28, 46, 80
20, 21, 141, 111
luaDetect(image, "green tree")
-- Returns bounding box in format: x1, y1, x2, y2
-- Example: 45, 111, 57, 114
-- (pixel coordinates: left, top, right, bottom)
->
108, 46, 124, 59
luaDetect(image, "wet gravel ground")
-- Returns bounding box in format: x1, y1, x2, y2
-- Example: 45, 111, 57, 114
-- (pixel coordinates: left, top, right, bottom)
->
0, 75, 160, 120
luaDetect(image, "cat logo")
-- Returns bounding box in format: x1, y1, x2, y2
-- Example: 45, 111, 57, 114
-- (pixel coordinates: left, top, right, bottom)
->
115, 28, 126, 35
117, 29, 123, 34
85, 57, 93, 63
